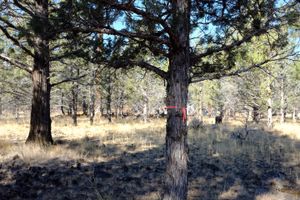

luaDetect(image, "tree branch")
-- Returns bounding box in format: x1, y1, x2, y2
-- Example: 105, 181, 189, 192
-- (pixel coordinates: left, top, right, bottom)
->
100, 0, 174, 40
50, 50, 83, 61
12, 0, 35, 18
0, 25, 34, 57
82, 26, 169, 45
51, 74, 87, 87
0, 54, 32, 73
191, 28, 270, 65
110, 59, 168, 79
190, 55, 293, 83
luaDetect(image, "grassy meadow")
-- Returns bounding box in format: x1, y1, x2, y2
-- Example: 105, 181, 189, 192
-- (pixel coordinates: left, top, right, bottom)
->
0, 116, 300, 200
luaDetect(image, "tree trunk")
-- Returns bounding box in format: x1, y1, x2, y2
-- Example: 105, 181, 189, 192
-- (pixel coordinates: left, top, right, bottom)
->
71, 83, 78, 126
293, 107, 297, 123
253, 106, 259, 123
60, 90, 66, 115
26, 0, 53, 145
67, 102, 72, 116
215, 110, 224, 124
89, 70, 96, 125
106, 73, 112, 123
164, 56, 189, 200
100, 96, 104, 117
197, 84, 203, 122
71, 69, 79, 126
163, 1, 190, 199
267, 98, 273, 128
15, 102, 19, 123
82, 96, 88, 116
143, 101, 148, 123
280, 77, 286, 123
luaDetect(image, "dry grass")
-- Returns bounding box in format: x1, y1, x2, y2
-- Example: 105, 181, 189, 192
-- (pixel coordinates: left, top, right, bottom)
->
0, 116, 300, 199
0, 117, 166, 163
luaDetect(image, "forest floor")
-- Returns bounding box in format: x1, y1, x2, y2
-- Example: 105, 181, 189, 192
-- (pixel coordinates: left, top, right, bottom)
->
0, 116, 300, 200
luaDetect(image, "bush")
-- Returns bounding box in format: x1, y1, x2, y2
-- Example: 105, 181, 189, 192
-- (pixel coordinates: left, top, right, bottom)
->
188, 118, 203, 129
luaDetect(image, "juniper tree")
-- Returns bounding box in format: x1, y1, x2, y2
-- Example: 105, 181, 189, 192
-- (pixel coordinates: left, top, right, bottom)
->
68, 0, 299, 199
0, 0, 88, 145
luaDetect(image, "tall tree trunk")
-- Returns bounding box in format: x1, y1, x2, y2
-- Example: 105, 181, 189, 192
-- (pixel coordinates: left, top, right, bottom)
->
82, 96, 88, 116
164, 1, 190, 199
267, 98, 273, 128
89, 70, 96, 125
106, 73, 112, 123
26, 0, 53, 145
280, 77, 286, 123
100, 96, 104, 117
71, 83, 78, 126
67, 101, 72, 116
252, 105, 259, 123
71, 68, 79, 126
143, 100, 148, 123
15, 101, 19, 123
197, 84, 203, 122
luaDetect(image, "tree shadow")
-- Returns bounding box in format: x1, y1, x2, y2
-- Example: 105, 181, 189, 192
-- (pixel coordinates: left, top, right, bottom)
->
0, 124, 300, 200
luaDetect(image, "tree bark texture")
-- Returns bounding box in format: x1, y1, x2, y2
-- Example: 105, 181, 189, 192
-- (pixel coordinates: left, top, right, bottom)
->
26, 0, 53, 145
163, 1, 190, 199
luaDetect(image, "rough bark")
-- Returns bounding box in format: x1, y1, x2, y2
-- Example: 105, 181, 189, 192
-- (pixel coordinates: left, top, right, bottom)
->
26, 0, 53, 145
163, 1, 190, 199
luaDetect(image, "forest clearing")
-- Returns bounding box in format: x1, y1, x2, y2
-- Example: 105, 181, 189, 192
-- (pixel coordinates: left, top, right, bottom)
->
0, 117, 300, 200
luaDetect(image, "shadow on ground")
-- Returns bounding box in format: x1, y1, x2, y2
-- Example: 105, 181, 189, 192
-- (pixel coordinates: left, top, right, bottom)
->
0, 125, 300, 200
